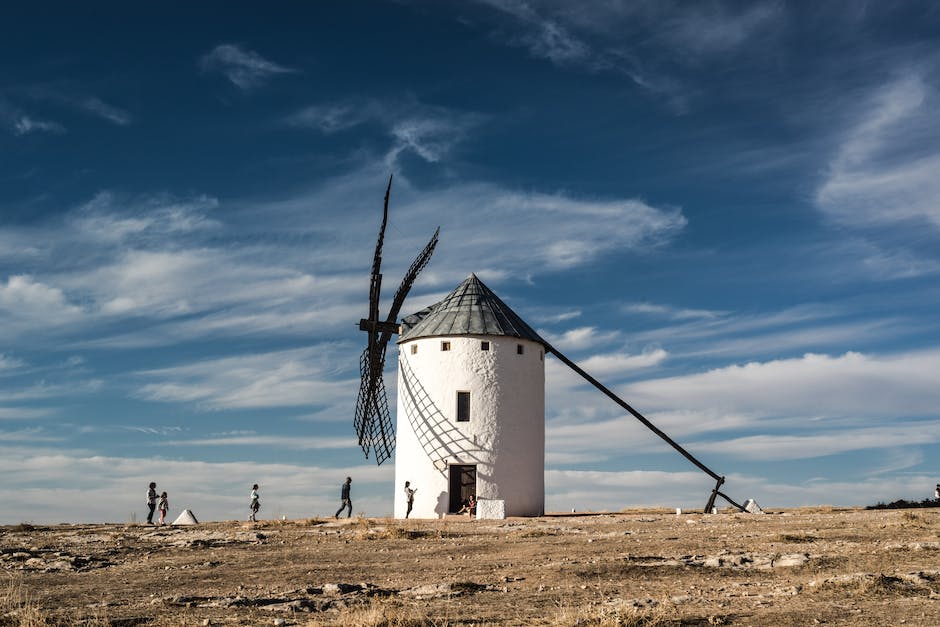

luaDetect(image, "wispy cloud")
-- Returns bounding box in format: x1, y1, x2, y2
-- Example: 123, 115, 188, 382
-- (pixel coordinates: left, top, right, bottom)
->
543, 326, 621, 352
134, 346, 355, 411
469, 1, 787, 112
15, 87, 133, 126
76, 96, 132, 125
286, 99, 485, 168
199, 44, 298, 89
0, 98, 65, 135
624, 302, 726, 321
660, 2, 784, 57
816, 72, 940, 229
626, 349, 940, 420
167, 434, 355, 450
691, 422, 940, 461
285, 103, 371, 134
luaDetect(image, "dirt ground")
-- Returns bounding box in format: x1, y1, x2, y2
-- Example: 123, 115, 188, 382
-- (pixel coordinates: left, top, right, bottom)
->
3, 507, 940, 626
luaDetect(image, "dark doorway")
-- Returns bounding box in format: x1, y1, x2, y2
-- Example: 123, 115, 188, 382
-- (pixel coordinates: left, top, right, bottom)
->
448, 464, 476, 513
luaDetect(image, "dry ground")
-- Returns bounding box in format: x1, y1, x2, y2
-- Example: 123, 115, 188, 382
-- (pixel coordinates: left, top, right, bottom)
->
3, 507, 940, 626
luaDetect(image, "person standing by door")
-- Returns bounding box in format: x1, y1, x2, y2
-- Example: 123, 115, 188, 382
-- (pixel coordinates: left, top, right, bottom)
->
334, 477, 352, 519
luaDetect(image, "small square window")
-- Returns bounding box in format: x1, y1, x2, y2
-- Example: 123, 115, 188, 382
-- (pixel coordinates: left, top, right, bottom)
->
410, 344, 418, 355
441, 341, 451, 351
456, 391, 470, 422
517, 344, 524, 355
481, 341, 490, 351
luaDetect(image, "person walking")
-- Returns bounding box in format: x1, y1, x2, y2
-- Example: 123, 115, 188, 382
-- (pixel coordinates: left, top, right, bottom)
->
249, 484, 261, 522
334, 477, 352, 519
146, 482, 158, 524
158, 491, 168, 525
403, 481, 416, 518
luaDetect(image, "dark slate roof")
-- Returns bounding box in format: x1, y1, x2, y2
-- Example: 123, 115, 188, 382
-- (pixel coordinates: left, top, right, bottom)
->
399, 274, 545, 344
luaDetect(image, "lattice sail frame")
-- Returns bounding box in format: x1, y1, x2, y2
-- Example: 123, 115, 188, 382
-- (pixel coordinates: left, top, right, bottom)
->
354, 176, 439, 465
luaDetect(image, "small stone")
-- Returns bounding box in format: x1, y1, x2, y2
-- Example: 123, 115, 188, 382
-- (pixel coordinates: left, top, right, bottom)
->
273, 619, 286, 626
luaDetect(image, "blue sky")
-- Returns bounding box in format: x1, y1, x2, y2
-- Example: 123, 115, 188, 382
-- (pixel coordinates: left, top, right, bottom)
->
2, 2, 940, 523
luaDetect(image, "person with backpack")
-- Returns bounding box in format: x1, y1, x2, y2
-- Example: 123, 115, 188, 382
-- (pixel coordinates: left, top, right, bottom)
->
249, 484, 261, 522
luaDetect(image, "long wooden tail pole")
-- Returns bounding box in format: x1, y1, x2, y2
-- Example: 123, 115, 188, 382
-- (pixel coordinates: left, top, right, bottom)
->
545, 343, 745, 512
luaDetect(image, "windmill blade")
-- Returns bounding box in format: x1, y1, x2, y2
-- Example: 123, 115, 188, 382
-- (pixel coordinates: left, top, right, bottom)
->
380, 226, 440, 345
354, 177, 438, 466
363, 175, 393, 339
544, 340, 746, 513
354, 346, 395, 463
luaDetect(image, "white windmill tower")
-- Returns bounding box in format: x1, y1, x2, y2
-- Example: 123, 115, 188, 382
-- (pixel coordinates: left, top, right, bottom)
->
354, 178, 748, 520
393, 274, 546, 518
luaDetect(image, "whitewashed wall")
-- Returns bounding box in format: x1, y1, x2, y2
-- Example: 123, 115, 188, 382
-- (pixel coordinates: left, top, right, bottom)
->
394, 335, 545, 518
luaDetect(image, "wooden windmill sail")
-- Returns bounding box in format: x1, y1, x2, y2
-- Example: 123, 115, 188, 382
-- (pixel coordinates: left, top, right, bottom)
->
354, 176, 438, 465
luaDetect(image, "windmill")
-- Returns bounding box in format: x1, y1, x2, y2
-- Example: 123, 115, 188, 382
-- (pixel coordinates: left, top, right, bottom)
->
356, 179, 745, 514
354, 176, 439, 465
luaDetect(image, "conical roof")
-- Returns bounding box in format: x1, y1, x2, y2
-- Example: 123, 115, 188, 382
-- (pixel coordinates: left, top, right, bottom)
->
399, 274, 544, 344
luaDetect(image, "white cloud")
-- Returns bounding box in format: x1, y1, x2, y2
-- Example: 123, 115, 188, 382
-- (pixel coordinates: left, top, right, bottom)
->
134, 346, 355, 410
0, 275, 83, 323
199, 44, 298, 89
625, 349, 940, 419
167, 434, 355, 450
692, 422, 940, 461
816, 73, 940, 229
542, 326, 620, 351
541, 346, 940, 466
403, 182, 687, 275
70, 191, 219, 242
578, 348, 669, 377
0, 407, 52, 420
624, 302, 725, 321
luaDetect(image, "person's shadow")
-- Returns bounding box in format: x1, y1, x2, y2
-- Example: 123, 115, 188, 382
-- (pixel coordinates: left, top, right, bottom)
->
434, 492, 448, 519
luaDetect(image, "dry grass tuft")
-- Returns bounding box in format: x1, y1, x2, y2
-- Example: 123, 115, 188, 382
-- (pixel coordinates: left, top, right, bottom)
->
8, 524, 35, 533
2, 574, 114, 627
776, 534, 818, 543
305, 597, 441, 626
899, 511, 927, 527
553, 598, 678, 626
1, 574, 45, 627
518, 529, 557, 538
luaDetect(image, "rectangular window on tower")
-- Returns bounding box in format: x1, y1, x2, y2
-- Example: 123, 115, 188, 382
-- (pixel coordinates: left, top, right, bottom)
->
441, 341, 451, 351
456, 391, 470, 422
517, 344, 525, 355
410, 344, 418, 355
481, 341, 490, 351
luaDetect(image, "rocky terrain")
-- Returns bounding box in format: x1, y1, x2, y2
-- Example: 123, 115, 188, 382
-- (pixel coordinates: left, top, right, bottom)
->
3, 507, 940, 625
